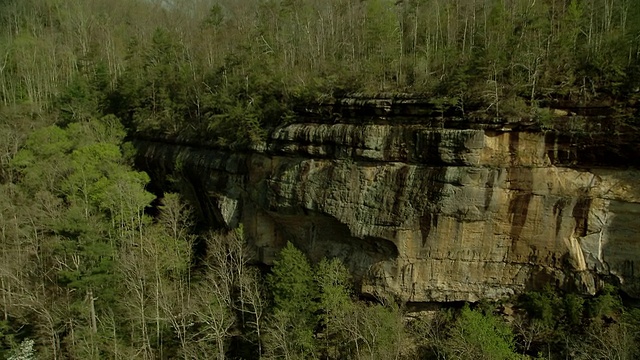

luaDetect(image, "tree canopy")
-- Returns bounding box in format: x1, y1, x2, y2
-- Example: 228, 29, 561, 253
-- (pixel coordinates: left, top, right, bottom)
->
0, 1, 639, 359
0, 0, 638, 145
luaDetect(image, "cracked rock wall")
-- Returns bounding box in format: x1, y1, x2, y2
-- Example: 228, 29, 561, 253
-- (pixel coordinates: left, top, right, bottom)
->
137, 118, 640, 302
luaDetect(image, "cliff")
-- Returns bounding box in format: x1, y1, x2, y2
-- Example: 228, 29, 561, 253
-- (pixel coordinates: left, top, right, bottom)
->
136, 97, 640, 302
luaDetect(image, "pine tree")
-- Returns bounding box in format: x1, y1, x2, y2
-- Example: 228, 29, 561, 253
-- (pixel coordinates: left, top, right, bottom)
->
265, 242, 318, 358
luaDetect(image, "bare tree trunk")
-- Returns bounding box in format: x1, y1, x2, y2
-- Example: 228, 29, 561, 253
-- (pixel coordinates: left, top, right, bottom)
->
88, 290, 97, 334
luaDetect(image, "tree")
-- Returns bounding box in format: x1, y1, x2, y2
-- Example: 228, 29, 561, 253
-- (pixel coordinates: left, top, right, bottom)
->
239, 267, 267, 359
315, 258, 352, 358
7, 115, 159, 358
265, 242, 317, 359
443, 305, 522, 360
363, 0, 402, 89
353, 302, 405, 360
267, 242, 316, 318
192, 271, 235, 360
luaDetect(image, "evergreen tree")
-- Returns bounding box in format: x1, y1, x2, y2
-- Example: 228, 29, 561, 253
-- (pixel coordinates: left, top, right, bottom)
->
265, 242, 317, 358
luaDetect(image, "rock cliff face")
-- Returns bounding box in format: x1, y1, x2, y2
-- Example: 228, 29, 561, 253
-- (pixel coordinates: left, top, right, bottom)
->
136, 98, 640, 302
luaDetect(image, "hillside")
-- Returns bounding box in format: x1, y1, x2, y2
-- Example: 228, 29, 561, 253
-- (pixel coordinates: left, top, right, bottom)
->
1, 1, 640, 359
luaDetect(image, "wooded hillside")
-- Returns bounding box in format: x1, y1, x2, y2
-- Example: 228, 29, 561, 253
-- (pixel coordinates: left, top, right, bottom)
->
0, 1, 639, 359
1, 0, 638, 144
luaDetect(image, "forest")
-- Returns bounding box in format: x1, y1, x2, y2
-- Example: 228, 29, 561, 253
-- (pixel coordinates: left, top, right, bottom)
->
0, 0, 639, 359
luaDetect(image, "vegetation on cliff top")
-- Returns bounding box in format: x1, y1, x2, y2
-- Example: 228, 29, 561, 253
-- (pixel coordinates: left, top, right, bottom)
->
1, 0, 639, 145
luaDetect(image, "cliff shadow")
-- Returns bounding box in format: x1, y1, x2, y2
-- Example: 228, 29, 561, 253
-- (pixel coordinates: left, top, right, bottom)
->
247, 207, 400, 288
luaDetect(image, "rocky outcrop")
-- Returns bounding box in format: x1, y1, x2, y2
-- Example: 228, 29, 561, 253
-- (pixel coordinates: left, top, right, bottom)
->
136, 98, 640, 302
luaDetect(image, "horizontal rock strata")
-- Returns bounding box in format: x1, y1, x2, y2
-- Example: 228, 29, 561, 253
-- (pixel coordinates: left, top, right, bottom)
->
136, 107, 640, 302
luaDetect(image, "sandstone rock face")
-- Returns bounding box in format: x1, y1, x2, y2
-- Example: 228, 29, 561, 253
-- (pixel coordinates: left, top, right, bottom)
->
137, 106, 640, 302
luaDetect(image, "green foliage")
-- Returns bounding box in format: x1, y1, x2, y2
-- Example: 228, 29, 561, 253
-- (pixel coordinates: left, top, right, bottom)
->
265, 246, 408, 360
202, 4, 224, 29
587, 283, 622, 320
352, 302, 404, 360
444, 305, 522, 360
516, 285, 634, 358
8, 114, 156, 327
1, 0, 639, 138
1, 1, 640, 359
10, 125, 72, 194
363, 0, 401, 89
534, 108, 554, 129
0, 321, 17, 359
315, 258, 352, 310
521, 286, 562, 329
268, 242, 317, 317
563, 293, 585, 327
264, 309, 317, 360
314, 258, 352, 357
266, 242, 318, 357
56, 72, 107, 125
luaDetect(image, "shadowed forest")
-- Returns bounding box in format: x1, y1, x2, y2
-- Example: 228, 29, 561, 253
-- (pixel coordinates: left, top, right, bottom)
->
0, 0, 640, 359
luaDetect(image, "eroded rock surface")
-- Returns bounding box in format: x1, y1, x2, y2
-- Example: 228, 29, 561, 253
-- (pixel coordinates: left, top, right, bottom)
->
136, 102, 640, 302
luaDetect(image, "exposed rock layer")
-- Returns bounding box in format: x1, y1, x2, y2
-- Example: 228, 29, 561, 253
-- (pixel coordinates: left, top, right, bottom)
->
136, 100, 640, 302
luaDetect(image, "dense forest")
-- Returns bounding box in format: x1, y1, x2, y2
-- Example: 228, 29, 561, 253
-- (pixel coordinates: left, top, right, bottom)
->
1, 0, 640, 359
1, 0, 639, 143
